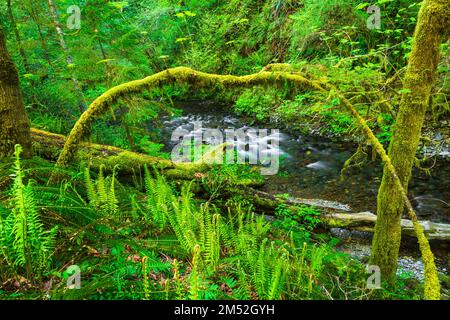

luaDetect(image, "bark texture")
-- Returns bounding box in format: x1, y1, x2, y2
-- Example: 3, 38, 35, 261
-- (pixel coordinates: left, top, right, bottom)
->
0, 25, 31, 159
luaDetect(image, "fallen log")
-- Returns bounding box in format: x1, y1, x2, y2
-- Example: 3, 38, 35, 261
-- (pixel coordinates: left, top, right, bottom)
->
232, 187, 450, 241
31, 128, 174, 172
322, 212, 450, 241
31, 128, 264, 187
30, 129, 450, 241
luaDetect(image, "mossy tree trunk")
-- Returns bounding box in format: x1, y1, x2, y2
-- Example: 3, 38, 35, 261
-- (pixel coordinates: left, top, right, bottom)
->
0, 25, 32, 158
370, 0, 450, 282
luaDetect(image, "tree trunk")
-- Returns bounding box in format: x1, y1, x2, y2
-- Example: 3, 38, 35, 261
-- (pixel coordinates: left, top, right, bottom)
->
370, 0, 450, 281
47, 0, 86, 113
6, 0, 29, 72
0, 25, 32, 158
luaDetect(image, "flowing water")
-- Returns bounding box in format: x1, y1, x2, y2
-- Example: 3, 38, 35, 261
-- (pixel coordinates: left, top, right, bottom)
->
152, 100, 450, 280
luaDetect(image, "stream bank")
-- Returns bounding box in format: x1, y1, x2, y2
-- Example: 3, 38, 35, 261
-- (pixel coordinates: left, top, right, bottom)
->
150, 100, 450, 292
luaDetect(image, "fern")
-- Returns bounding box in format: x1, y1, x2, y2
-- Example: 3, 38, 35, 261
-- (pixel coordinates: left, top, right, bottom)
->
144, 166, 171, 230
84, 165, 120, 218
189, 245, 202, 300
142, 256, 151, 300
84, 167, 97, 207
202, 208, 221, 270
172, 259, 184, 300
0, 145, 58, 279
96, 166, 108, 207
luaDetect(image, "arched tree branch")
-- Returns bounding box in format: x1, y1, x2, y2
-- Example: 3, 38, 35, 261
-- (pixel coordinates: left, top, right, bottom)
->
55, 66, 323, 167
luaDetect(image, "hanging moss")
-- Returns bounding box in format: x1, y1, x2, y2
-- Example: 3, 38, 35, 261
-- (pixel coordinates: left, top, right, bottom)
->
330, 87, 442, 300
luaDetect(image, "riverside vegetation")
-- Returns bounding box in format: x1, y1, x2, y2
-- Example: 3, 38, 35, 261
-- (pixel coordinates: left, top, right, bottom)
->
0, 0, 449, 300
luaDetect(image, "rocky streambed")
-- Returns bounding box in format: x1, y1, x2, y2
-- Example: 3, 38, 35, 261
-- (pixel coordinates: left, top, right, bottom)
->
152, 100, 450, 293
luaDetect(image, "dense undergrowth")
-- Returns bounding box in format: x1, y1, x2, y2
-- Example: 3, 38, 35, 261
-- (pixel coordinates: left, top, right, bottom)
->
0, 146, 421, 300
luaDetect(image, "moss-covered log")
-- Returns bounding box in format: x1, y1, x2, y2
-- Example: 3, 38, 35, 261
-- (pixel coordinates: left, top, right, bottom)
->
226, 187, 450, 241
0, 24, 32, 159
31, 128, 173, 173
32, 129, 263, 188
32, 131, 450, 242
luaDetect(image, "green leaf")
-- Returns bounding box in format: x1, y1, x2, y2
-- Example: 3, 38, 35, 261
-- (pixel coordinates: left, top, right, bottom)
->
355, 2, 370, 10
108, 1, 128, 10
236, 18, 249, 24
377, 0, 394, 4
96, 59, 115, 64
184, 11, 197, 17
176, 37, 189, 43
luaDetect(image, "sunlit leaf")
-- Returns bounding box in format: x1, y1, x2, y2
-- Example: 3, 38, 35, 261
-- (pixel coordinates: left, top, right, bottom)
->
176, 37, 189, 43
108, 1, 128, 10
355, 2, 370, 10
96, 59, 116, 64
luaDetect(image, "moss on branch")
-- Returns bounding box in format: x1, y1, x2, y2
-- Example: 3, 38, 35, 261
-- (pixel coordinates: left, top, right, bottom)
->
55, 66, 322, 167
33, 129, 263, 188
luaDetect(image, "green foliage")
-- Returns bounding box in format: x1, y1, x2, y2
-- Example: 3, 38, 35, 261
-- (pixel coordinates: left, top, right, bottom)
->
84, 165, 119, 218
0, 155, 413, 300
0, 145, 57, 280
141, 256, 151, 300
290, 0, 363, 59
243, 239, 289, 299
202, 163, 264, 198
1, 0, 443, 301
274, 203, 321, 241
143, 166, 171, 230
235, 87, 284, 121
375, 113, 395, 144
189, 245, 202, 300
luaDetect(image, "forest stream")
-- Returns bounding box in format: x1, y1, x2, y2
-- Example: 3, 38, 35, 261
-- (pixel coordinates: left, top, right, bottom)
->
2, 0, 450, 303
153, 100, 450, 281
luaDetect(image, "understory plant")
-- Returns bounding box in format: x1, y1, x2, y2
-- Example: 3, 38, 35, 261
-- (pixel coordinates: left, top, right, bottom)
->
0, 145, 58, 280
